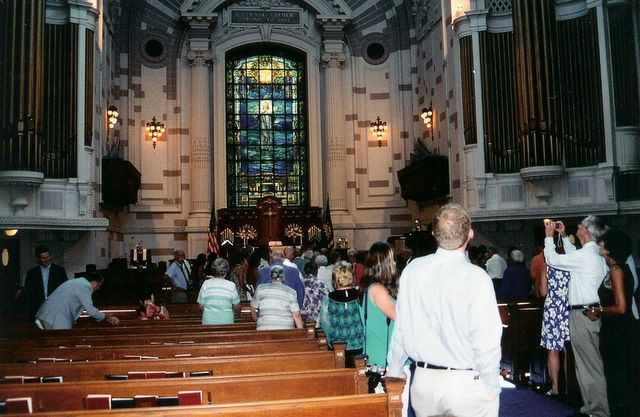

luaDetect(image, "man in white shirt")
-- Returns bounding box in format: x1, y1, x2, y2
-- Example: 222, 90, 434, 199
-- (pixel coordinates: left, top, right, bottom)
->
387, 204, 502, 417
164, 250, 192, 303
543, 216, 609, 417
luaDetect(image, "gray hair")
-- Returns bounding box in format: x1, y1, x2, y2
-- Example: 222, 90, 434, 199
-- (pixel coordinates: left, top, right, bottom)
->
347, 248, 357, 256
510, 250, 524, 264
210, 258, 230, 278
315, 255, 328, 267
270, 265, 285, 282
303, 250, 314, 260
582, 215, 608, 242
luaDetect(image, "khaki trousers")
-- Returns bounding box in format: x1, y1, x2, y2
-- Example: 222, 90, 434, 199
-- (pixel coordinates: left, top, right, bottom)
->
410, 367, 499, 417
569, 310, 610, 417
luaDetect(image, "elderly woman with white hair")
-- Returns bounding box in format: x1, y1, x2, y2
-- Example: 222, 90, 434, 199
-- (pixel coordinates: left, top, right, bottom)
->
197, 258, 241, 325
498, 249, 531, 301
315, 254, 334, 291
251, 265, 304, 330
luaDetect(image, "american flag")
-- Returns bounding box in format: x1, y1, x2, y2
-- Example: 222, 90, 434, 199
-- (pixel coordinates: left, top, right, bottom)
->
207, 210, 219, 256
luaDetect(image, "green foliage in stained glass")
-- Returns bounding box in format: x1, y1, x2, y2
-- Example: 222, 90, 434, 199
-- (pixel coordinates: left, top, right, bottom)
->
226, 48, 308, 208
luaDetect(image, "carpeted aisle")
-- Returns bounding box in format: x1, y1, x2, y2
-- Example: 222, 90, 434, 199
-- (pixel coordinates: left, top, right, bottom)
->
499, 385, 577, 417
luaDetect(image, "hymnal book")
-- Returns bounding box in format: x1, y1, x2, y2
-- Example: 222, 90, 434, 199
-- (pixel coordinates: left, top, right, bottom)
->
140, 355, 159, 360
134, 395, 158, 408
3, 376, 43, 384
74, 344, 92, 348
85, 394, 112, 410
106, 374, 128, 381
163, 342, 177, 345
165, 371, 184, 378
150, 341, 163, 345
189, 370, 212, 377
156, 396, 179, 407
3, 376, 29, 384
123, 355, 142, 360
178, 390, 202, 406
127, 371, 146, 380
37, 357, 57, 362
5, 397, 33, 414
145, 371, 166, 379
110, 397, 135, 409
178, 341, 195, 344
42, 376, 64, 383
174, 353, 191, 358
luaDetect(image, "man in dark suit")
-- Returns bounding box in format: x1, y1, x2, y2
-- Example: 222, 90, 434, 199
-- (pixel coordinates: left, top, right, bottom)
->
24, 245, 68, 321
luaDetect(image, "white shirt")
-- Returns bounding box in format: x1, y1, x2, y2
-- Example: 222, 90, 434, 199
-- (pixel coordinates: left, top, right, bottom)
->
485, 253, 507, 279
316, 265, 334, 292
625, 255, 638, 319
544, 237, 607, 306
166, 260, 191, 290
386, 248, 503, 396
283, 258, 304, 282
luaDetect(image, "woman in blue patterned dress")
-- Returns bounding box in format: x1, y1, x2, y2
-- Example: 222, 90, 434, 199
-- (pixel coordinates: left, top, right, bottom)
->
539, 260, 571, 396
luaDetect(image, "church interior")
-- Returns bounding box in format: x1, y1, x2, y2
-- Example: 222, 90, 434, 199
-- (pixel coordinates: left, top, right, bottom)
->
1, 0, 639, 415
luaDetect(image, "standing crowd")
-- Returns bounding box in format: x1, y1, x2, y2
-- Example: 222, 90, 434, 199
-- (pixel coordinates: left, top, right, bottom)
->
22, 204, 639, 417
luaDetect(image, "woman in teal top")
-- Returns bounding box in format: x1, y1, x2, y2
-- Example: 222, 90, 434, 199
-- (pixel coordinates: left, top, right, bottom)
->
320, 264, 365, 367
359, 242, 399, 369
197, 258, 241, 325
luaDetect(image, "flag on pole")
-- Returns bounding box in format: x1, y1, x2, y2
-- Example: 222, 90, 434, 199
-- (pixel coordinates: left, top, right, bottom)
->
207, 209, 220, 256
322, 196, 334, 248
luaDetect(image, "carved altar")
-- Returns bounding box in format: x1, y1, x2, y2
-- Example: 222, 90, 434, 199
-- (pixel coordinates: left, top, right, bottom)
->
217, 196, 325, 247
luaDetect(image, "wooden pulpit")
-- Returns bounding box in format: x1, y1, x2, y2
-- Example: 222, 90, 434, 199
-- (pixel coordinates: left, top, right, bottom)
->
256, 196, 283, 243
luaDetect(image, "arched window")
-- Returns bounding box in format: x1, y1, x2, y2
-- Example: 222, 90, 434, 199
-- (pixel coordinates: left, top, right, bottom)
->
225, 47, 308, 208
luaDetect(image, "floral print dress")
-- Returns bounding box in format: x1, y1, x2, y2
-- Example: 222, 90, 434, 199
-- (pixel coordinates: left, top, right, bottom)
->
540, 266, 571, 350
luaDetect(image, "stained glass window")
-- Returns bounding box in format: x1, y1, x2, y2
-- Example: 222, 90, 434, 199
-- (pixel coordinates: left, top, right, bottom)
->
226, 48, 308, 208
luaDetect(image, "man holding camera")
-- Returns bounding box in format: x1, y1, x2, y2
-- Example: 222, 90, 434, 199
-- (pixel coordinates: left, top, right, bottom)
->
543, 216, 609, 417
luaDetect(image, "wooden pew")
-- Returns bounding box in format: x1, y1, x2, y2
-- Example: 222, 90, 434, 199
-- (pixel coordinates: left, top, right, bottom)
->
0, 379, 405, 417
0, 338, 326, 363
0, 322, 259, 339
1, 327, 315, 348
0, 346, 345, 383
499, 301, 544, 383
0, 367, 368, 413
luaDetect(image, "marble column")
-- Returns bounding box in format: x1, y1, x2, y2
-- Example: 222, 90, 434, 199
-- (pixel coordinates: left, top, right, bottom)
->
318, 17, 350, 216
187, 48, 213, 216
184, 17, 214, 257
322, 50, 347, 213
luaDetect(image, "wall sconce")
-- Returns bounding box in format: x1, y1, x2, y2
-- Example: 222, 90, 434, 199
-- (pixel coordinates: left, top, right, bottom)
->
421, 105, 434, 140
370, 116, 387, 147
107, 105, 119, 129
4, 229, 18, 237
145, 116, 165, 149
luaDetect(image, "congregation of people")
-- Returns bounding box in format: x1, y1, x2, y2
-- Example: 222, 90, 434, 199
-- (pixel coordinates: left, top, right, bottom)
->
16, 207, 640, 417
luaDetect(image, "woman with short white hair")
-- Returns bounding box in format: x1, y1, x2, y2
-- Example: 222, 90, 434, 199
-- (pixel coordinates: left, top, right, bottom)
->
197, 258, 241, 325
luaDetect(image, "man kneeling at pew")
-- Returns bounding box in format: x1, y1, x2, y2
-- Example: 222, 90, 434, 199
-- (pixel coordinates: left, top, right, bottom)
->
35, 272, 120, 330
387, 204, 502, 417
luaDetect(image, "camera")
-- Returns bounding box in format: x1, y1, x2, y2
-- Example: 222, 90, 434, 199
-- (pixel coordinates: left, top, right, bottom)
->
543, 219, 562, 230
365, 364, 385, 393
